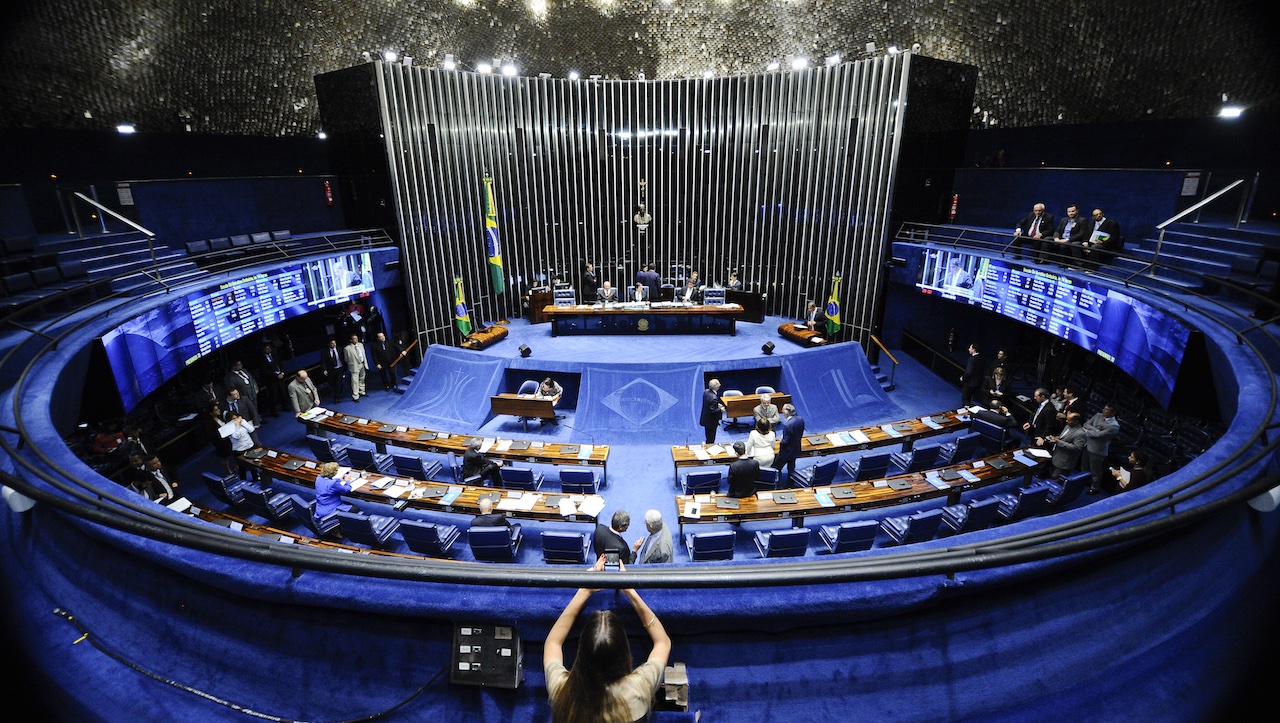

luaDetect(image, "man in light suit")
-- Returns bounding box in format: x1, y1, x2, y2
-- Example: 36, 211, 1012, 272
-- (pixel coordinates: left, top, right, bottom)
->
343, 333, 369, 402
288, 370, 321, 417
631, 509, 674, 564
753, 393, 780, 426
629, 282, 649, 303
597, 280, 618, 303
1047, 412, 1087, 479
1013, 202, 1055, 262
1082, 403, 1121, 494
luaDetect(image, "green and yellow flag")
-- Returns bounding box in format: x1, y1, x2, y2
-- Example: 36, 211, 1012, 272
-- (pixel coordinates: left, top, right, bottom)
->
483, 173, 504, 294
825, 273, 842, 336
454, 276, 472, 336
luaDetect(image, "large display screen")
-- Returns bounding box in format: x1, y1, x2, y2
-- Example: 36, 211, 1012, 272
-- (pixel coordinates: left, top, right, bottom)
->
102, 252, 374, 412
916, 248, 1191, 406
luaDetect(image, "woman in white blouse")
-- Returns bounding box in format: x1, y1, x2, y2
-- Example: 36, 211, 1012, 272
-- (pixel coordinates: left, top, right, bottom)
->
746, 417, 776, 469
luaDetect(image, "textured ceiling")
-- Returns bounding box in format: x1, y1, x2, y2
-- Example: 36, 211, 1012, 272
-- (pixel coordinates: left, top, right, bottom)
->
0, 0, 1276, 137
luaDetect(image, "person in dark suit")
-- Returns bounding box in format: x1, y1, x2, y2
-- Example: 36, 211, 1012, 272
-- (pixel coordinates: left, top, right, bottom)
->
1022, 388, 1061, 448
727, 442, 760, 498
596, 280, 618, 303
193, 379, 225, 414
370, 332, 403, 391
960, 343, 984, 404
1012, 203, 1055, 262
1112, 449, 1154, 493
258, 343, 286, 416
804, 301, 826, 330
462, 440, 503, 487
471, 497, 517, 533
628, 282, 649, 303
201, 403, 235, 476
699, 379, 726, 444
1082, 403, 1121, 494
581, 262, 598, 301
678, 279, 701, 304
1081, 208, 1123, 267
222, 388, 260, 431
775, 403, 805, 487
320, 338, 345, 403
1055, 385, 1082, 425
726, 271, 743, 291
222, 360, 260, 411
127, 453, 180, 503
364, 305, 386, 339
1043, 203, 1090, 265
637, 263, 661, 301
592, 509, 634, 563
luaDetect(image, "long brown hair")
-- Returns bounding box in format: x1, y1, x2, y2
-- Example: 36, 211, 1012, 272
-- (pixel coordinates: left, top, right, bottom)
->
551, 610, 633, 723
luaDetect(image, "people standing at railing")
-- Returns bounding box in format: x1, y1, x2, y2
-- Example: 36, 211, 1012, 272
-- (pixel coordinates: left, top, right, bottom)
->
1013, 203, 1054, 262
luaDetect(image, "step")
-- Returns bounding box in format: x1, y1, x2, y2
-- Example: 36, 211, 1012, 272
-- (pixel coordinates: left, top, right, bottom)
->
35, 231, 147, 255
1109, 258, 1205, 291
93, 252, 188, 282
59, 240, 155, 266
1133, 237, 1264, 265
1125, 248, 1232, 276
1168, 220, 1280, 247
108, 263, 204, 294
1156, 230, 1271, 257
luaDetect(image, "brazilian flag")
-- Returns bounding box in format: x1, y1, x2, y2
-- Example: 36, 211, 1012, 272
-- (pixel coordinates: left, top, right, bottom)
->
483, 173, 504, 294
825, 273, 842, 336
454, 277, 472, 336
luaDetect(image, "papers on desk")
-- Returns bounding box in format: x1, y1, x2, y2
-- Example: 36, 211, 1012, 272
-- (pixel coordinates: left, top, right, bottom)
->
689, 445, 711, 461
1027, 448, 1052, 459
1012, 452, 1039, 467
166, 497, 193, 513
497, 494, 540, 512
357, 418, 369, 425
958, 469, 981, 483
922, 416, 944, 430
384, 485, 412, 499
371, 476, 397, 489
518, 393, 534, 399
577, 496, 606, 518
577, 444, 595, 460
494, 439, 513, 453
531, 441, 545, 448
849, 429, 871, 444
440, 486, 463, 505
792, 323, 807, 330
479, 438, 496, 454
705, 444, 726, 456
814, 491, 835, 507
826, 433, 847, 446
346, 479, 368, 491
683, 500, 701, 519
757, 491, 773, 501
810, 337, 825, 344
558, 498, 578, 517
967, 405, 985, 414
881, 424, 903, 438
924, 471, 950, 490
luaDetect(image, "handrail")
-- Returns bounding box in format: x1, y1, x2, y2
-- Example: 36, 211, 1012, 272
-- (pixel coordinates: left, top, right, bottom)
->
1150, 177, 1248, 276
72, 191, 159, 268
869, 334, 899, 366
868, 334, 899, 391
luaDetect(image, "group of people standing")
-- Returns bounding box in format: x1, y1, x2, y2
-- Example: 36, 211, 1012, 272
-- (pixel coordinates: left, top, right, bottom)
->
699, 379, 807, 492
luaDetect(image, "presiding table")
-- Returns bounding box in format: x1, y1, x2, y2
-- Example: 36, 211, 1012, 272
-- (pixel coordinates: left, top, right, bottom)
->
544, 302, 741, 336
778, 322, 828, 347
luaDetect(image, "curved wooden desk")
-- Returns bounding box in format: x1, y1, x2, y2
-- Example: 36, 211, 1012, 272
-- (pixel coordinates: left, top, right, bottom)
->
778, 322, 828, 346
544, 302, 741, 336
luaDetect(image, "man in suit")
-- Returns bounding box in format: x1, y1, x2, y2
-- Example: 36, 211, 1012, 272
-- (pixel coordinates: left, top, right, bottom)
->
1022, 388, 1060, 448
222, 388, 260, 433
775, 403, 805, 487
462, 439, 503, 487
700, 379, 726, 444
193, 379, 225, 413
1044, 203, 1090, 265
726, 271, 743, 291
631, 509, 674, 564
1047, 412, 1087, 479
342, 333, 369, 402
596, 280, 618, 303
960, 343, 984, 404
581, 262, 598, 301
126, 453, 179, 503
258, 343, 286, 417
678, 278, 700, 304
1083, 403, 1121, 494
470, 496, 519, 534
288, 370, 321, 417
320, 338, 345, 403
804, 301, 826, 330
637, 263, 661, 301
753, 393, 780, 427
1056, 385, 1081, 425
370, 332, 403, 392
727, 441, 760, 498
628, 282, 649, 303
1081, 208, 1124, 268
1013, 202, 1055, 262
592, 509, 634, 563
222, 360, 260, 411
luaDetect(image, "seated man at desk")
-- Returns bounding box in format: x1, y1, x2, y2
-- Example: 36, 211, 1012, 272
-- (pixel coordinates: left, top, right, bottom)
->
537, 376, 563, 425
628, 282, 649, 303
726, 271, 743, 291
753, 393, 780, 427
471, 496, 520, 535
596, 280, 618, 303
678, 278, 701, 304
462, 439, 504, 487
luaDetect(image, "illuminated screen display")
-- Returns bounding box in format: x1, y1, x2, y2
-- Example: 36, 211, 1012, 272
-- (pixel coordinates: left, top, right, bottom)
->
102, 252, 374, 412
916, 248, 1191, 405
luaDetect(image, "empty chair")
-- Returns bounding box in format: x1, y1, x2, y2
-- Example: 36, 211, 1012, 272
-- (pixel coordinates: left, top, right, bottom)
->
500, 465, 545, 491
971, 417, 1011, 454
287, 494, 340, 537
229, 234, 252, 247
203, 471, 248, 505
513, 379, 540, 430
240, 484, 292, 520
559, 467, 601, 494
818, 520, 880, 553
722, 389, 746, 428
939, 432, 983, 465
880, 508, 945, 545
755, 467, 780, 492
209, 237, 232, 251
185, 239, 210, 255
347, 446, 395, 474
335, 510, 401, 547
399, 519, 461, 557
888, 443, 944, 476
1044, 471, 1092, 506
541, 530, 592, 564
391, 453, 443, 481
849, 451, 893, 482
680, 470, 722, 495
791, 458, 841, 488
754, 527, 810, 558
940, 496, 1003, 535
994, 483, 1054, 523
684, 530, 736, 561
270, 230, 292, 241
307, 434, 351, 465
250, 231, 272, 244
755, 385, 775, 395
469, 525, 523, 562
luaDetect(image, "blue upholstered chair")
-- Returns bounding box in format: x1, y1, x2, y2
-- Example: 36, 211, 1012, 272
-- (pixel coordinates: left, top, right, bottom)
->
849, 451, 893, 482
791, 458, 841, 488
203, 472, 248, 505
755, 385, 775, 395
971, 417, 1011, 454
940, 496, 1003, 535
994, 483, 1054, 523
446, 451, 484, 486
469, 525, 523, 561
499, 466, 545, 491
398, 519, 460, 557
1044, 471, 1092, 506
755, 467, 781, 492
754, 527, 810, 558
306, 434, 350, 466
287, 494, 340, 537
887, 443, 944, 476
939, 432, 983, 464
335, 510, 401, 548
541, 531, 592, 564
240, 484, 292, 520
347, 446, 395, 474
680, 470, 722, 495
559, 467, 601, 494
818, 520, 880, 553
880, 508, 945, 545
722, 389, 746, 429
685, 530, 736, 561
392, 453, 443, 481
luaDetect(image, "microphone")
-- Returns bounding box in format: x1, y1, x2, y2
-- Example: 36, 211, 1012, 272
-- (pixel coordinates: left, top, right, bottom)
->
560, 422, 595, 446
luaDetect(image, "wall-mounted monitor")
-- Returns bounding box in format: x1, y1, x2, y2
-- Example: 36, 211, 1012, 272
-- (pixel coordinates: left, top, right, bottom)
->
915, 248, 1192, 406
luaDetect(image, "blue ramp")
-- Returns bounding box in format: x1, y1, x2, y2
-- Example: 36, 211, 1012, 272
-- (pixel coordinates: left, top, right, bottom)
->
386, 346, 506, 430
780, 344, 903, 430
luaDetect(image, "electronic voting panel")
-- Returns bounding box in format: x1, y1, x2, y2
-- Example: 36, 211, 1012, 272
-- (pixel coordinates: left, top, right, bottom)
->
451, 622, 523, 688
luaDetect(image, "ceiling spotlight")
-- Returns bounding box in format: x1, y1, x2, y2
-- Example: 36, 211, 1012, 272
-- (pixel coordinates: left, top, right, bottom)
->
402, 55, 413, 67
116, 124, 136, 134
442, 54, 456, 70
703, 69, 714, 79
911, 42, 921, 53
1219, 105, 1244, 119
317, 131, 327, 139
887, 45, 900, 55
766, 61, 780, 72
383, 50, 398, 63
790, 57, 809, 70
477, 62, 493, 74
538, 72, 551, 79
865, 42, 877, 56
825, 54, 841, 66
501, 63, 518, 77
638, 71, 645, 81
567, 70, 580, 80
361, 51, 372, 63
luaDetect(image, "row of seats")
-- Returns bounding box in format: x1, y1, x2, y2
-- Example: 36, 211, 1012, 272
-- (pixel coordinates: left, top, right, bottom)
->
1, 260, 94, 313
307, 434, 604, 493
184, 230, 291, 257
682, 471, 1092, 560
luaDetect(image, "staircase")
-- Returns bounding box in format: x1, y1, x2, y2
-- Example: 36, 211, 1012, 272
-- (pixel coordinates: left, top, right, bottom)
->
36, 231, 201, 295
1111, 216, 1280, 298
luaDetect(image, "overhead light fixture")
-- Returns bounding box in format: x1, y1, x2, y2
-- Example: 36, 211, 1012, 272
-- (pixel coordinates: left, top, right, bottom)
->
361, 51, 372, 63
825, 54, 841, 66
766, 61, 780, 72
637, 71, 645, 81
317, 131, 327, 140
790, 57, 808, 70
703, 69, 714, 79
116, 124, 136, 134
887, 45, 900, 55
567, 70, 580, 80
911, 43, 922, 53
402, 55, 413, 67
477, 62, 493, 74
865, 42, 877, 56
383, 50, 398, 63
1219, 105, 1244, 119
501, 63, 518, 77
442, 54, 457, 70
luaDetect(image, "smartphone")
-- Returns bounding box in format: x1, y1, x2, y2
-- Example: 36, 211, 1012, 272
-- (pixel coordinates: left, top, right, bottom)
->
604, 551, 620, 572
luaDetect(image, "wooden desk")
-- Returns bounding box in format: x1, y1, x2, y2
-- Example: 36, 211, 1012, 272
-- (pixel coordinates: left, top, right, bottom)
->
186, 506, 421, 557
671, 408, 970, 480
674, 447, 1048, 536
461, 324, 509, 350
247, 447, 605, 523
778, 322, 828, 347
489, 393, 558, 420
725, 290, 765, 323
544, 303, 741, 336
300, 407, 609, 481
721, 392, 792, 421
525, 290, 553, 324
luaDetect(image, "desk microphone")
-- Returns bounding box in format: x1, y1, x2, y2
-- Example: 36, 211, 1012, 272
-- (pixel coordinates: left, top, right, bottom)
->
561, 422, 595, 446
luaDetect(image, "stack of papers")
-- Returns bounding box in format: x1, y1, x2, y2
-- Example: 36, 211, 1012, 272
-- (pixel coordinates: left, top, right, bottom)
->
478, 438, 496, 454
494, 439, 513, 452
558, 498, 578, 517
958, 470, 981, 483
706, 444, 725, 456
921, 416, 944, 430
682, 501, 701, 518
924, 471, 950, 490
384, 485, 411, 499
881, 424, 903, 438
371, 476, 397, 489
440, 486, 463, 505
577, 444, 594, 460
850, 429, 871, 444
1012, 452, 1039, 467
497, 495, 540, 511
827, 433, 847, 446
814, 491, 835, 507
689, 446, 711, 461
576, 497, 606, 518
